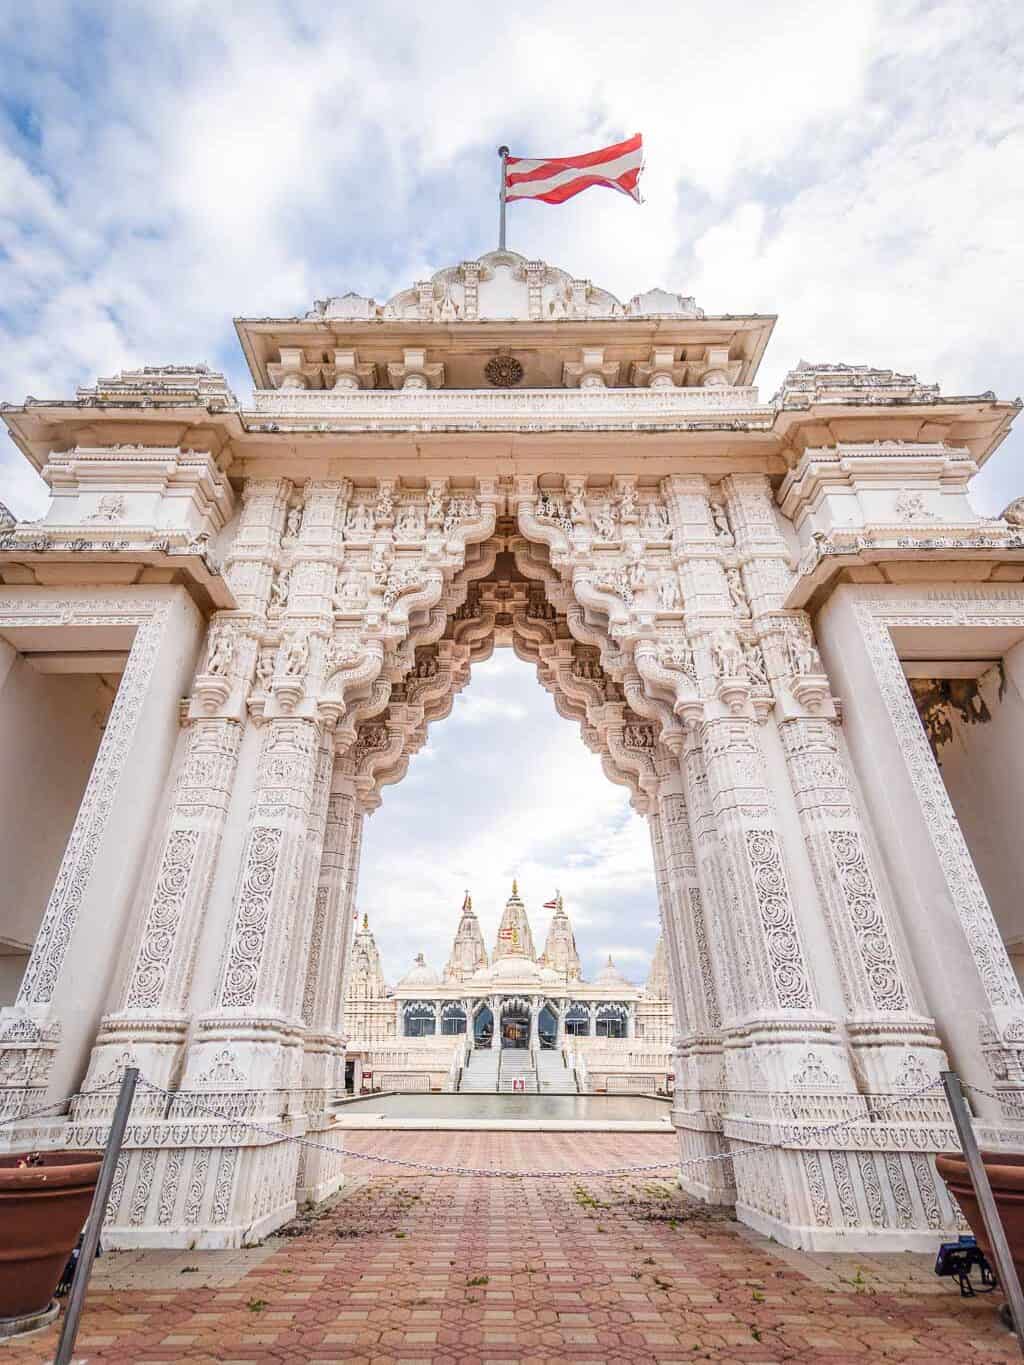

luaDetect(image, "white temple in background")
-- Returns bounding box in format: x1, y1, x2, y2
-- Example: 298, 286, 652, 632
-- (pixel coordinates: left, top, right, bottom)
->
343, 886, 674, 1094
1, 246, 1023, 1253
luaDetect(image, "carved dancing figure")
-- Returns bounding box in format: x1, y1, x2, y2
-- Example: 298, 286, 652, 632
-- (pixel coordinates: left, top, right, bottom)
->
742, 638, 769, 686
205, 628, 234, 677
593, 500, 617, 541
371, 546, 391, 587
427, 488, 445, 523
269, 567, 290, 608
618, 485, 638, 521
282, 633, 309, 678
657, 574, 679, 610
255, 649, 276, 689
375, 489, 395, 524
568, 487, 586, 522
285, 506, 302, 540
726, 567, 750, 614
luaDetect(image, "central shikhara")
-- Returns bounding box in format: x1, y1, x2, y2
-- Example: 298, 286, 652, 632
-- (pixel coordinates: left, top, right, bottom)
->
1, 249, 1022, 1253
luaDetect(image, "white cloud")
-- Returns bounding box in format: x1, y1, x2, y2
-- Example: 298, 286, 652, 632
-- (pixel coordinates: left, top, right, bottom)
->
1, 2, 1021, 973
359, 652, 658, 983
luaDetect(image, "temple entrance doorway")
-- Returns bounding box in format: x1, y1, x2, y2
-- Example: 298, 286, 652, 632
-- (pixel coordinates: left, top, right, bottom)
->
501, 1010, 530, 1048
538, 1004, 558, 1048
473, 1005, 494, 1048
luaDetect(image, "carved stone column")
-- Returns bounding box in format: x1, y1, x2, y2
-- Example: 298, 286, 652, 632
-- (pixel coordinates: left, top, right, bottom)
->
650, 786, 734, 1204
78, 717, 244, 1114
723, 473, 945, 1094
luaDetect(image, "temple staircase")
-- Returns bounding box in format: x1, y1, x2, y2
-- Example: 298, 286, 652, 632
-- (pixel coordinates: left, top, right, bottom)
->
459, 1049, 500, 1092
498, 1049, 538, 1093
536, 1047, 577, 1093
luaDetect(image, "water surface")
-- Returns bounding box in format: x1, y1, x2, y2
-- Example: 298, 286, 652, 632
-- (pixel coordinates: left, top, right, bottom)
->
337, 1092, 672, 1121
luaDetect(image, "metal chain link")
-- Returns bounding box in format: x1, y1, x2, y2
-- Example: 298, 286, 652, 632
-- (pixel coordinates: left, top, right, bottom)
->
124, 1072, 948, 1180
0, 1072, 997, 1180
0, 1081, 124, 1129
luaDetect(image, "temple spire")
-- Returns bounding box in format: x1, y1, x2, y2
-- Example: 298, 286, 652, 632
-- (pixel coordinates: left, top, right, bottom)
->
493, 880, 536, 961
445, 887, 488, 981
540, 893, 582, 979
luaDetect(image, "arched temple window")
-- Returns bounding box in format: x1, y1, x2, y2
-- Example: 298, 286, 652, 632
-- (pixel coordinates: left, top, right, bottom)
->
403, 1001, 437, 1037
440, 1002, 467, 1035
565, 1003, 590, 1037
596, 1002, 628, 1038
473, 1003, 494, 1047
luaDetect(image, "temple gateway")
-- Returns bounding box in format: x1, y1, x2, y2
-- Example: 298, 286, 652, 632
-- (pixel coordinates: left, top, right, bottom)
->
343, 886, 674, 1094
1, 248, 1023, 1254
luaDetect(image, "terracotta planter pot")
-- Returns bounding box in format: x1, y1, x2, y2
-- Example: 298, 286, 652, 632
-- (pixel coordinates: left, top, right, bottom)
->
936, 1150, 1024, 1283
0, 1150, 102, 1321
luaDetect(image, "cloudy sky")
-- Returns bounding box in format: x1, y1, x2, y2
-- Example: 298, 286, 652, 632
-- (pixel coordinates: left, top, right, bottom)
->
2, 2, 1021, 979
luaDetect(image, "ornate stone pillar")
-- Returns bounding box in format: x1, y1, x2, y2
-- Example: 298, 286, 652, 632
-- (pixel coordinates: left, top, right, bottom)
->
78, 716, 244, 1113
723, 473, 945, 1093
529, 1000, 540, 1049
626, 1003, 636, 1039
556, 998, 566, 1048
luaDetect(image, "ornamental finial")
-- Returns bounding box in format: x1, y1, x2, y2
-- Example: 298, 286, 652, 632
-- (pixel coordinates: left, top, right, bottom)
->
512, 878, 518, 897
463, 889, 472, 912
362, 912, 368, 930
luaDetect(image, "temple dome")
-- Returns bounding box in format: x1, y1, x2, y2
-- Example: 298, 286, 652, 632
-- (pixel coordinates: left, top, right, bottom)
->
488, 954, 542, 983
398, 952, 440, 988
594, 955, 632, 989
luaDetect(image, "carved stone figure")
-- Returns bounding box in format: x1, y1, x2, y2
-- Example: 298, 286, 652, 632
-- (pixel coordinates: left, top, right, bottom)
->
371, 546, 391, 587
742, 637, 769, 686
713, 631, 744, 678
269, 567, 290, 608
427, 488, 445, 523
788, 628, 822, 677
285, 506, 302, 540
643, 501, 668, 536
205, 628, 234, 677
255, 649, 276, 688
568, 488, 586, 523
375, 489, 395, 524
397, 504, 423, 537
710, 499, 731, 539
657, 574, 679, 610
347, 503, 373, 534
86, 492, 126, 521
593, 500, 617, 541
726, 567, 750, 615
281, 633, 308, 678
618, 485, 638, 522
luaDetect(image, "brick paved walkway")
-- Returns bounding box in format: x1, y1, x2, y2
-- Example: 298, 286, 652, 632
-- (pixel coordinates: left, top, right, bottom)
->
6, 1132, 1016, 1363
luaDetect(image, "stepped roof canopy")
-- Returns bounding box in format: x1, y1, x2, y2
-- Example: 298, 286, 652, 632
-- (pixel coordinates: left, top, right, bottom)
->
233, 248, 776, 392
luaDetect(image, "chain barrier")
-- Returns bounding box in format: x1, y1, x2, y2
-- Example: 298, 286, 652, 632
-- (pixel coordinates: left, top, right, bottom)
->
0, 1081, 124, 1129
0, 1072, 1014, 1181
111, 1072, 951, 1181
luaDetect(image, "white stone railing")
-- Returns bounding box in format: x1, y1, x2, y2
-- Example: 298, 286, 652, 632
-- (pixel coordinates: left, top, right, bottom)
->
248, 385, 767, 428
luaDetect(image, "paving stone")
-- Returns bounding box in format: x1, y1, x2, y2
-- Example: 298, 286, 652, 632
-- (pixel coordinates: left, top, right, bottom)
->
4, 1131, 1017, 1363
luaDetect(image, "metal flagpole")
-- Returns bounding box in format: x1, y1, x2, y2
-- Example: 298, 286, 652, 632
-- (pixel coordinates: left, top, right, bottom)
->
498, 146, 509, 251
54, 1066, 139, 1365
942, 1071, 1024, 1355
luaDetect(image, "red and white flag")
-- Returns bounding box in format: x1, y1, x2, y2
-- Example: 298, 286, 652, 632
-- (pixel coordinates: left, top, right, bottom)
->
505, 134, 644, 206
